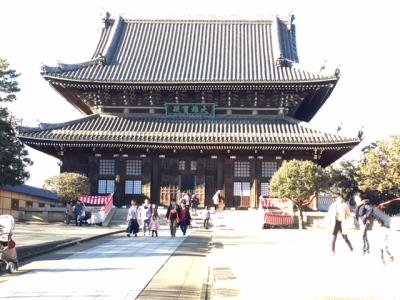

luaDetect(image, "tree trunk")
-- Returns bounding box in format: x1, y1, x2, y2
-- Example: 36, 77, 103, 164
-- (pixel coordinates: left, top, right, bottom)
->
298, 206, 304, 230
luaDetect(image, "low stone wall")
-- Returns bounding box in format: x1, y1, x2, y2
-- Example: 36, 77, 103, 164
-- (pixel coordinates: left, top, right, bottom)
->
18, 207, 66, 222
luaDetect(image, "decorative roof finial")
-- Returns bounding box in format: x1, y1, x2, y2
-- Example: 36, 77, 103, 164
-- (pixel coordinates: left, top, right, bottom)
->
334, 66, 341, 78
102, 12, 114, 28
357, 125, 364, 140
336, 121, 342, 134
319, 60, 327, 73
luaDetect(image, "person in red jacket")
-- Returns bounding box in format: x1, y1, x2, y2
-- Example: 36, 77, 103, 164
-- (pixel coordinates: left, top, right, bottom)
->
179, 201, 192, 236
166, 199, 181, 237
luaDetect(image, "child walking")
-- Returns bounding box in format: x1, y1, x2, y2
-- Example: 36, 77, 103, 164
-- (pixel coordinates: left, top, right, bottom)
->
376, 218, 394, 265
203, 206, 210, 229
150, 215, 160, 237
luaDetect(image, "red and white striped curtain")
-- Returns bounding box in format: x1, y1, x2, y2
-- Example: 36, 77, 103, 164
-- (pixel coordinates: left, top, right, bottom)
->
79, 194, 114, 213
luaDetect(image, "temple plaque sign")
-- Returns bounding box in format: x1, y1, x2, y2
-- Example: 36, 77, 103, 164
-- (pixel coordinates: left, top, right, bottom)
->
165, 103, 215, 117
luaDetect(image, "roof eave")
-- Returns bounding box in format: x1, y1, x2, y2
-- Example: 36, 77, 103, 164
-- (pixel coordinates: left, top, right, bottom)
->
42, 75, 339, 88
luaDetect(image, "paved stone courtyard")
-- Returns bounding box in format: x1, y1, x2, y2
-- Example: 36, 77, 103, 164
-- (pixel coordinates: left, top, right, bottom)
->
209, 210, 400, 300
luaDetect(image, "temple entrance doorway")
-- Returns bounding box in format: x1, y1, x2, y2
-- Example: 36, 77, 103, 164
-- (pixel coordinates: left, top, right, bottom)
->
180, 174, 195, 193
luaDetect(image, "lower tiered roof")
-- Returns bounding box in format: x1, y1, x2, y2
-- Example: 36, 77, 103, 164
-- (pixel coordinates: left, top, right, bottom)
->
17, 114, 360, 166
17, 114, 357, 147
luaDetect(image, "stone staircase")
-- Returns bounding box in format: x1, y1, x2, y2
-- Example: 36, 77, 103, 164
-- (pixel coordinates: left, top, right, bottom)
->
108, 208, 129, 228
107, 207, 210, 229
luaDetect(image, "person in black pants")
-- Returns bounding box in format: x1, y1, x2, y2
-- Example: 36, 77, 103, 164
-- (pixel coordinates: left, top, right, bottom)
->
356, 198, 373, 255
166, 199, 181, 237
179, 201, 191, 236
126, 199, 140, 237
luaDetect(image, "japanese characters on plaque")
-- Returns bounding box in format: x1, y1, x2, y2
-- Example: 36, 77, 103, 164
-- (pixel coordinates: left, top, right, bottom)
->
165, 103, 215, 117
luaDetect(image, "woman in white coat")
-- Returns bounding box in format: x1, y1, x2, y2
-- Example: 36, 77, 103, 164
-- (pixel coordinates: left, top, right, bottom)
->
328, 195, 353, 255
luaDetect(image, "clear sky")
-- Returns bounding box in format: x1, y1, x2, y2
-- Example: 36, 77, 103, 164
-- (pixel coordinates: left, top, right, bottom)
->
1, 0, 399, 188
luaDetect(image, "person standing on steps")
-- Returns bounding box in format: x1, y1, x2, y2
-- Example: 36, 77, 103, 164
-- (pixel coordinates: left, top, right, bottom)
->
213, 190, 221, 211
328, 194, 354, 255
203, 206, 211, 229
190, 194, 199, 216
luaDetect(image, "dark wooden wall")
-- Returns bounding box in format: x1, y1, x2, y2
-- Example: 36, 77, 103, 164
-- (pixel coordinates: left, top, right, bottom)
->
60, 150, 316, 208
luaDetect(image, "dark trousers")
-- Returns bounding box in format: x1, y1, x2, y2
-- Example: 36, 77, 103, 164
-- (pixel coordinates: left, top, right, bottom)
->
203, 218, 209, 229
361, 222, 370, 253
151, 230, 158, 237
126, 219, 139, 235
179, 221, 188, 235
332, 220, 353, 252
169, 219, 177, 237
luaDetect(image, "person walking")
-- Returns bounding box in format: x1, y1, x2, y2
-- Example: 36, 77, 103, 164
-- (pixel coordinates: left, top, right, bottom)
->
376, 218, 395, 265
166, 199, 180, 237
356, 198, 373, 255
126, 199, 141, 237
179, 201, 191, 236
203, 206, 211, 229
150, 214, 160, 237
328, 194, 353, 255
190, 194, 199, 215
65, 201, 73, 225
213, 190, 221, 211
141, 199, 153, 236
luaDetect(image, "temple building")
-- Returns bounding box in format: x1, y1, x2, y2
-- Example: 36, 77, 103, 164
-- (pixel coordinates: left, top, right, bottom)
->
17, 15, 360, 208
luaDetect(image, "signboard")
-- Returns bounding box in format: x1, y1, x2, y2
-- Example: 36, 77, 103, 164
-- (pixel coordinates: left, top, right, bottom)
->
165, 103, 215, 117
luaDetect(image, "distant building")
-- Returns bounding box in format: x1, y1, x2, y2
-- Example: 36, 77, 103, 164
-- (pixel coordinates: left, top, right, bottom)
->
0, 184, 60, 219
17, 15, 360, 208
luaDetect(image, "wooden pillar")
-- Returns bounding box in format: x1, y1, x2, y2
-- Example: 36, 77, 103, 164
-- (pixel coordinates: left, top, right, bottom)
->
217, 159, 224, 191
223, 158, 233, 207
115, 155, 124, 207
143, 158, 151, 201
88, 155, 98, 198
151, 156, 160, 205
250, 158, 257, 208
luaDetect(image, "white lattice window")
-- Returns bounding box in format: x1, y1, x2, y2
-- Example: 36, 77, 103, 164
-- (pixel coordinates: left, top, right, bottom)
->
98, 180, 115, 194
191, 161, 197, 171
126, 160, 142, 175
234, 161, 250, 177
99, 160, 115, 175
261, 182, 269, 197
125, 180, 142, 194
234, 182, 251, 196
262, 161, 278, 177
178, 160, 185, 171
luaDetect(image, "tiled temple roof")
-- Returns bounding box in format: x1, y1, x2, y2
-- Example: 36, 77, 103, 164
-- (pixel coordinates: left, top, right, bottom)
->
18, 114, 359, 150
41, 16, 338, 84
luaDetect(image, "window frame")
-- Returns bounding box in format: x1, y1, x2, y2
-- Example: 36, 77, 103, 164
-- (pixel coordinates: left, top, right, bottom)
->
99, 159, 116, 176
98, 179, 115, 194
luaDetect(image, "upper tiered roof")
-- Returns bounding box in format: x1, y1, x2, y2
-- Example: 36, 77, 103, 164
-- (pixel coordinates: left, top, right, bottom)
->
41, 15, 338, 85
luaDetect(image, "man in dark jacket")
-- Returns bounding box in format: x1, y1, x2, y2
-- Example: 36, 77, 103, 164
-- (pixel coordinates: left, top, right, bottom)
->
166, 199, 181, 237
357, 198, 373, 255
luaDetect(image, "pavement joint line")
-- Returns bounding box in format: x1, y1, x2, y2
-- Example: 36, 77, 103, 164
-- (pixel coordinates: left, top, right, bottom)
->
18, 229, 125, 262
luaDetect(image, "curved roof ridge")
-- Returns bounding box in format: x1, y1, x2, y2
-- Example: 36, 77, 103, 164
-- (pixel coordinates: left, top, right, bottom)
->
41, 57, 106, 74
21, 114, 101, 132
41, 14, 339, 83
122, 18, 274, 24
